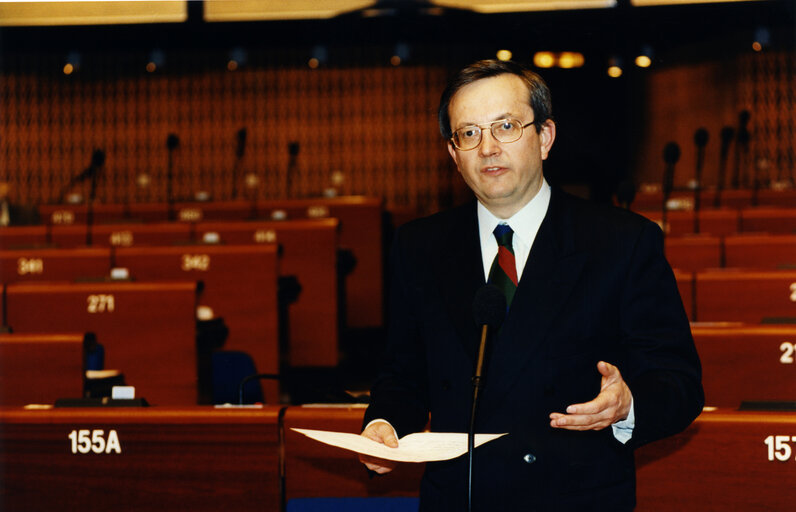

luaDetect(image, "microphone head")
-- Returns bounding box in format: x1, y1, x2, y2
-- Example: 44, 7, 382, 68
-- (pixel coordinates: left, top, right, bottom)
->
663, 142, 680, 165
720, 126, 735, 145
237, 128, 247, 143
738, 109, 751, 126
288, 141, 300, 156
167, 133, 180, 150
694, 128, 709, 148
91, 149, 106, 168
472, 284, 506, 329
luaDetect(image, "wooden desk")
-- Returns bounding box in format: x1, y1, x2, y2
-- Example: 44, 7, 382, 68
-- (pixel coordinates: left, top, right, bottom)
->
196, 220, 339, 367
256, 197, 384, 329
637, 210, 740, 237
5, 281, 198, 405
741, 208, 796, 234
0, 333, 85, 406
665, 235, 722, 273
636, 408, 796, 510
725, 234, 796, 269
692, 324, 796, 407
695, 269, 796, 322
0, 225, 48, 250
113, 245, 279, 400
50, 223, 193, 248
0, 406, 282, 512
0, 247, 111, 284
632, 188, 796, 210
283, 405, 424, 502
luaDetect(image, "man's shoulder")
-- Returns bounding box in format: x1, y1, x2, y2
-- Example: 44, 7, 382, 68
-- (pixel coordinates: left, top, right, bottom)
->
396, 201, 474, 239
553, 188, 655, 232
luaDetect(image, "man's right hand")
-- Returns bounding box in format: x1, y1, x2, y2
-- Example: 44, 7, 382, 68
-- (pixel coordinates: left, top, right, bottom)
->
359, 421, 399, 474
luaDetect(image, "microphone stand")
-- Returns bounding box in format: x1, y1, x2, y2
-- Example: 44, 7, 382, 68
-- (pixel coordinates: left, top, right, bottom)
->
661, 142, 680, 240
714, 127, 734, 208
469, 323, 489, 512
693, 129, 708, 234
166, 134, 179, 221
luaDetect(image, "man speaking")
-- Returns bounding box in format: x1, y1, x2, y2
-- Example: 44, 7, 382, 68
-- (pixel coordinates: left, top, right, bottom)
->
359, 60, 703, 511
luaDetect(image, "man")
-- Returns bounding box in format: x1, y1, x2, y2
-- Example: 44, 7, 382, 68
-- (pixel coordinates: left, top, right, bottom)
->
360, 60, 703, 511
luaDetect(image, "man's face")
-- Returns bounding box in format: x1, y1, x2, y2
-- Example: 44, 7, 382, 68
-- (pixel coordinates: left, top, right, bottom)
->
446, 73, 555, 218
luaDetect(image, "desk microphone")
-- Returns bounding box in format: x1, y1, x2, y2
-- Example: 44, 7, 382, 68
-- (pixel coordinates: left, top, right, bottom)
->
468, 284, 506, 512
693, 128, 709, 233
661, 142, 680, 238
714, 126, 735, 208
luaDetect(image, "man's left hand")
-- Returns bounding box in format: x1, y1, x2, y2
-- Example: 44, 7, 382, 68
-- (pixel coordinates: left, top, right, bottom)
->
549, 361, 632, 431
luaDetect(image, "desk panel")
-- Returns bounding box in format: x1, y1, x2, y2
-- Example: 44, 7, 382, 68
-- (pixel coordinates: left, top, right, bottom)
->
638, 210, 739, 237
0, 225, 47, 250
283, 406, 424, 501
695, 270, 796, 322
114, 245, 279, 401
692, 325, 796, 407
636, 409, 796, 510
0, 247, 111, 284
0, 407, 281, 512
0, 333, 85, 406
197, 220, 339, 367
5, 281, 198, 405
725, 234, 796, 269
741, 208, 796, 234
665, 235, 722, 273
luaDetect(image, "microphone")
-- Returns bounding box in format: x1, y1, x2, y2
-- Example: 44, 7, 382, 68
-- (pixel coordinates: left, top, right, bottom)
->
85, 149, 105, 246
732, 110, 751, 189
166, 133, 180, 221
661, 142, 680, 238
232, 128, 248, 199
693, 128, 709, 233
468, 284, 506, 512
714, 126, 735, 207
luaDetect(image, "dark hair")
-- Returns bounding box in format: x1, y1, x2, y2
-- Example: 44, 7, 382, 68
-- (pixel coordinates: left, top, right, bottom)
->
438, 59, 553, 140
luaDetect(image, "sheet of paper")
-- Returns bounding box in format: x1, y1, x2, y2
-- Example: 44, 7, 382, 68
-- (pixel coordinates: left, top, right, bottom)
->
291, 428, 507, 463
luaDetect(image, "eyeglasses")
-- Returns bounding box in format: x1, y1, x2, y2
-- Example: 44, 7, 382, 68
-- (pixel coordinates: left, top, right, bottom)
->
450, 118, 536, 151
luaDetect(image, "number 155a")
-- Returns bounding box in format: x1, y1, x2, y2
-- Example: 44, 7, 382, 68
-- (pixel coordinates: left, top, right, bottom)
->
68, 429, 122, 454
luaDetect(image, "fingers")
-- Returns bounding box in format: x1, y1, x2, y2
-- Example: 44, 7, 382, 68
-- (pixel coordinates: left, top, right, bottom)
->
549, 361, 632, 431
359, 421, 400, 474
362, 421, 399, 448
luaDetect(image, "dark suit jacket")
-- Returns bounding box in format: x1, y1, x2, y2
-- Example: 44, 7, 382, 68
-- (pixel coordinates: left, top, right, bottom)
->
364, 188, 704, 511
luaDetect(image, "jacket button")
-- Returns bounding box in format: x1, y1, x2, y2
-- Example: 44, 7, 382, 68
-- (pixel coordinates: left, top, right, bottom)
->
523, 453, 536, 464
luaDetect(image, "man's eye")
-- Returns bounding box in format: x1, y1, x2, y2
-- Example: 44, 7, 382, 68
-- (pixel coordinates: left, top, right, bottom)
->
499, 120, 515, 131
462, 128, 478, 138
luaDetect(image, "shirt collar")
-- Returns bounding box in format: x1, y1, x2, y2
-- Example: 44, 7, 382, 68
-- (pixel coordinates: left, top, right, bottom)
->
477, 178, 551, 249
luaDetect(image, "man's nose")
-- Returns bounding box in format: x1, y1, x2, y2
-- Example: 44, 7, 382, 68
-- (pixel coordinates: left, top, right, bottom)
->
478, 129, 501, 157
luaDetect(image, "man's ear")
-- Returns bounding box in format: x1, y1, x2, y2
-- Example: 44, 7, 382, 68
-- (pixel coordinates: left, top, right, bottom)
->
539, 120, 556, 161
447, 141, 460, 169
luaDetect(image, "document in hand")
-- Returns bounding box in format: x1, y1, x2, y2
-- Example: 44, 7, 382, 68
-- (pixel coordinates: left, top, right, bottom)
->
291, 428, 507, 462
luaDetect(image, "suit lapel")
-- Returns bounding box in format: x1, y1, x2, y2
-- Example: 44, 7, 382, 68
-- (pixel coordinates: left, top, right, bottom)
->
437, 202, 485, 360
480, 189, 588, 411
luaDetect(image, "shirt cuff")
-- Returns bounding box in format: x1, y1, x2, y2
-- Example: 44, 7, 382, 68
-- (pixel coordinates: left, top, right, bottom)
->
611, 398, 635, 444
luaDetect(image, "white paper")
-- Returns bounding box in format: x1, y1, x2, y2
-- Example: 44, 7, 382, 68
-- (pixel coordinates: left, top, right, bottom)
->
291, 428, 507, 462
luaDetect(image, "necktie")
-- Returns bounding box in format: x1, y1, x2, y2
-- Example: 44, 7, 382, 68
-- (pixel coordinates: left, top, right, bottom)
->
488, 224, 518, 309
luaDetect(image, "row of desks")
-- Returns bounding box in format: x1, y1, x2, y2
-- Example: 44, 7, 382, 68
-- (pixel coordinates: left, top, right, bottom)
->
631, 187, 796, 211
665, 233, 795, 272
2, 322, 793, 422
637, 207, 796, 236
1, 405, 793, 511
673, 269, 795, 323
32, 197, 384, 329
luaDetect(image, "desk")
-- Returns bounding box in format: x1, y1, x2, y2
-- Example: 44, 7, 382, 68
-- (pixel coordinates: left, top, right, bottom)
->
636, 408, 796, 510
695, 269, 796, 322
0, 333, 85, 406
637, 210, 739, 237
5, 281, 198, 405
282, 406, 424, 502
665, 235, 722, 273
741, 208, 796, 234
692, 324, 796, 407
0, 406, 282, 512
196, 219, 339, 367
725, 234, 796, 269
0, 247, 110, 284
114, 245, 279, 400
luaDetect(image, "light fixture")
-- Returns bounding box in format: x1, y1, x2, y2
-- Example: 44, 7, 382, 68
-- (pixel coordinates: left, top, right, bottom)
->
753, 27, 770, 52
533, 52, 555, 68
496, 49, 513, 61
309, 45, 328, 69
558, 52, 584, 69
635, 45, 652, 68
607, 57, 623, 78
228, 47, 247, 71
64, 51, 81, 75
392, 42, 410, 66
147, 49, 165, 73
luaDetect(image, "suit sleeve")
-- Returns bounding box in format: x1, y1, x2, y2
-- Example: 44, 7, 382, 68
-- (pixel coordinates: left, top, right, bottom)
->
618, 221, 704, 449
362, 227, 431, 437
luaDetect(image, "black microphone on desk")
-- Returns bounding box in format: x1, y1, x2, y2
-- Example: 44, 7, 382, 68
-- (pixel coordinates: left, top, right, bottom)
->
693, 128, 709, 234
661, 142, 680, 238
85, 149, 105, 246
232, 127, 247, 200
714, 126, 735, 208
732, 110, 751, 190
468, 284, 506, 512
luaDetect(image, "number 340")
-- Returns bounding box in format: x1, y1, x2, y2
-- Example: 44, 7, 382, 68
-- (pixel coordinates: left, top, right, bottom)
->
68, 429, 121, 454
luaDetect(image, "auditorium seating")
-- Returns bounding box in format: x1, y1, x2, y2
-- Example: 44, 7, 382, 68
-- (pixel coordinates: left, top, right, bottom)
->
631, 187, 796, 210
0, 332, 86, 406
5, 281, 199, 405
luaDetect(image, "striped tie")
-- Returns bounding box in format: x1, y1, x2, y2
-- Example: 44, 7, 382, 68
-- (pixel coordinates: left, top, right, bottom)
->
488, 224, 518, 309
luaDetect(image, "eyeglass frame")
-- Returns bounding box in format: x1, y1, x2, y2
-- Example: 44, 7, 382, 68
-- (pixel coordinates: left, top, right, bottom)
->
449, 118, 539, 151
